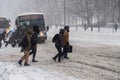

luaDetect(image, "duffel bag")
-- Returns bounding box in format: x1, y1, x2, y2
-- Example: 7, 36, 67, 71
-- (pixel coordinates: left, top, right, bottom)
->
67, 45, 72, 53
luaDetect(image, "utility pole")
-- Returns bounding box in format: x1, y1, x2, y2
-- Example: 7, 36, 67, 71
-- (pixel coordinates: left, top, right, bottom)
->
64, 0, 66, 26
118, 0, 120, 23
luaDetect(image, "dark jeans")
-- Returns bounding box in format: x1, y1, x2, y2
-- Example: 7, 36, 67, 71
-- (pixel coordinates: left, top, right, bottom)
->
29, 45, 37, 60
63, 45, 68, 58
53, 43, 62, 62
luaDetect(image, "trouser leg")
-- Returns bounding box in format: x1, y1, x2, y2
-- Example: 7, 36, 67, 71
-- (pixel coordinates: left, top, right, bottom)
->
58, 53, 62, 62
24, 51, 29, 63
30, 45, 37, 60
53, 44, 62, 62
21, 51, 29, 63
56, 45, 62, 62
32, 45, 37, 60
21, 54, 26, 61
63, 46, 68, 58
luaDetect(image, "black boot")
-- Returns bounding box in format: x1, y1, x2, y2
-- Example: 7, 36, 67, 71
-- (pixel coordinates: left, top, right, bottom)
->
32, 59, 38, 62
24, 63, 30, 66
18, 60, 22, 65
52, 57, 56, 62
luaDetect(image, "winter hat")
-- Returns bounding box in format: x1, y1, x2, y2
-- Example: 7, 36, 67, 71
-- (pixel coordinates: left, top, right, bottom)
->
59, 29, 65, 34
64, 26, 69, 30
33, 25, 39, 33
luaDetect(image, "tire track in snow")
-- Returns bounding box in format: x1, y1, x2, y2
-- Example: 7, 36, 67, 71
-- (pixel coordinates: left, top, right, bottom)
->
70, 60, 119, 74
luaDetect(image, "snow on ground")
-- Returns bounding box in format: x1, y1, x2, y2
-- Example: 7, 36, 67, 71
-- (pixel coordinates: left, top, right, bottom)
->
0, 26, 120, 80
0, 62, 78, 80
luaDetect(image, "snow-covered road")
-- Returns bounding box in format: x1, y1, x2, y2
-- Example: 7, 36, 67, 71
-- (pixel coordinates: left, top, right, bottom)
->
0, 27, 120, 80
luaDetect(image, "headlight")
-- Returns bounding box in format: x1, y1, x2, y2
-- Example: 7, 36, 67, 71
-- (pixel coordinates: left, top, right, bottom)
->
40, 32, 44, 36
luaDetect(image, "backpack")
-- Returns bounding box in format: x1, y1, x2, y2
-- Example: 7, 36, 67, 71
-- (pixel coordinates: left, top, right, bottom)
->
52, 34, 59, 43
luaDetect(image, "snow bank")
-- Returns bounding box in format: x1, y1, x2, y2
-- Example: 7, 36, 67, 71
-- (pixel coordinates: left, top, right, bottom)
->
0, 62, 79, 80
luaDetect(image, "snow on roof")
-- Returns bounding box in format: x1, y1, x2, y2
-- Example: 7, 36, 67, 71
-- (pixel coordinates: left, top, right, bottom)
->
17, 12, 44, 17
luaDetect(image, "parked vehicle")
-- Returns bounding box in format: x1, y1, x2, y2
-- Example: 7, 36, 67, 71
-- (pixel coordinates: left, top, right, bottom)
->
0, 17, 10, 33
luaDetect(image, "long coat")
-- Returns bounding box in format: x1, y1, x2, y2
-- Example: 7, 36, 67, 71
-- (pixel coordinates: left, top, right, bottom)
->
21, 27, 33, 52
63, 30, 69, 46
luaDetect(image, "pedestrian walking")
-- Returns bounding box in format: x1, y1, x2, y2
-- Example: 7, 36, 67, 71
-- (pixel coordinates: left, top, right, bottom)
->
29, 25, 39, 62
114, 23, 118, 32
46, 26, 49, 31
63, 26, 70, 59
52, 29, 64, 62
18, 26, 33, 66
